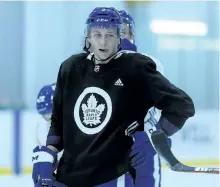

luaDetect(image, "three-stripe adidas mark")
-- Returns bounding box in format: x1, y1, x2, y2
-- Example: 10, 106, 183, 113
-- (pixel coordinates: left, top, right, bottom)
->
114, 78, 123, 86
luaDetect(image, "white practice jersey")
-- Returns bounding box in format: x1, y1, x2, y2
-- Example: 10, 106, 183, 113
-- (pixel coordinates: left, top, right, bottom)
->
142, 53, 164, 128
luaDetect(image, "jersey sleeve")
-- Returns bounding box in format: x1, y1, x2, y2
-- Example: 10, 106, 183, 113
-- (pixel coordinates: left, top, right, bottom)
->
136, 54, 195, 136
46, 63, 64, 151
141, 53, 164, 75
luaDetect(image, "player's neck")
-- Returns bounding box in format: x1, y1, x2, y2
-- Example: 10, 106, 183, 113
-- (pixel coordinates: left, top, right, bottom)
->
94, 58, 111, 65
94, 53, 118, 65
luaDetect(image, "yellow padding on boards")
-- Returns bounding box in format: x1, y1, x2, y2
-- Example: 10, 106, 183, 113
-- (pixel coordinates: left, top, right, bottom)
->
0, 168, 12, 175
161, 159, 220, 168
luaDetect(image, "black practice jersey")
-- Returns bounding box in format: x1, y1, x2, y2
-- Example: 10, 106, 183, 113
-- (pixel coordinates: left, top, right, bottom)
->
47, 52, 195, 187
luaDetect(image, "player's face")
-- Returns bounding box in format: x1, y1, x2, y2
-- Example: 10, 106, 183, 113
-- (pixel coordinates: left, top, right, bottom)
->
88, 28, 120, 61
123, 23, 134, 43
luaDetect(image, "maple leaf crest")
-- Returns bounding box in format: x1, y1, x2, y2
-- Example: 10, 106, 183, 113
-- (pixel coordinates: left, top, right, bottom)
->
81, 94, 105, 127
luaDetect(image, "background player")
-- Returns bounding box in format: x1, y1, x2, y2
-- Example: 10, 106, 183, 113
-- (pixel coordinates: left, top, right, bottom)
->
35, 83, 66, 187
36, 83, 56, 122
119, 10, 171, 187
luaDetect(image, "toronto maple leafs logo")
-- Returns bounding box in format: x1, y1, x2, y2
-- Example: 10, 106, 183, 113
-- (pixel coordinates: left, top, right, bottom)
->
74, 87, 112, 135
81, 94, 105, 126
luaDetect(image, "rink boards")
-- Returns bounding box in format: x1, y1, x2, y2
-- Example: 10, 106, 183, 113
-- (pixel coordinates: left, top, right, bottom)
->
0, 109, 219, 175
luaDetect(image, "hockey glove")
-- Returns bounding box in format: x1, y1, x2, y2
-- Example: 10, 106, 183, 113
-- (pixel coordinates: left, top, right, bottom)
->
130, 131, 171, 169
130, 131, 155, 169
32, 146, 65, 187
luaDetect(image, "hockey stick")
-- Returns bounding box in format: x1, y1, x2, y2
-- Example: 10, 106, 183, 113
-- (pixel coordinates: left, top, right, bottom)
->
151, 130, 219, 174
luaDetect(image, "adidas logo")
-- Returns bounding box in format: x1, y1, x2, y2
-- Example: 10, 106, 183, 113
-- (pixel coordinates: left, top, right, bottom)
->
114, 78, 123, 86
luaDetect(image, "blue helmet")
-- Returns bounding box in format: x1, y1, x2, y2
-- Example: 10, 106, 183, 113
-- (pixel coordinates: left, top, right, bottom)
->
85, 7, 124, 38
118, 10, 135, 35
36, 83, 56, 116
120, 38, 137, 52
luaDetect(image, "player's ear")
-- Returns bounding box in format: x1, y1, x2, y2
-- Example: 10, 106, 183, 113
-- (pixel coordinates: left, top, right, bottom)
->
118, 38, 121, 45
131, 33, 134, 40
87, 36, 91, 44
86, 37, 90, 46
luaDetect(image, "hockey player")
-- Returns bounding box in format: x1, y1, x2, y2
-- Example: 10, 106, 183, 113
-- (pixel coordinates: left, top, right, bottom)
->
118, 10, 167, 187
32, 7, 195, 187
34, 83, 66, 187
118, 10, 137, 52
36, 83, 56, 122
